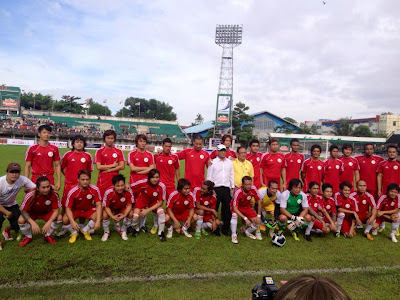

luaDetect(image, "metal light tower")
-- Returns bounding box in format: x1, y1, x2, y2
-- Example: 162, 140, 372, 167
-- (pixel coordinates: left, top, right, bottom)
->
213, 24, 243, 138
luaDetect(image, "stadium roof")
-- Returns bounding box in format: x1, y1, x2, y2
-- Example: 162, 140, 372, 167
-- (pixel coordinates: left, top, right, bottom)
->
184, 121, 214, 134
250, 110, 299, 128
270, 132, 386, 143
386, 130, 400, 144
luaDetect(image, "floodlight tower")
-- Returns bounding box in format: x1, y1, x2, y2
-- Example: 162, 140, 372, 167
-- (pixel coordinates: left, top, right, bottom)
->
213, 24, 243, 138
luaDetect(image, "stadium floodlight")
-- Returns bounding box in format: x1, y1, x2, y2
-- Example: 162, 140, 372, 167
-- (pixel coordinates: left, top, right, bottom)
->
215, 24, 243, 47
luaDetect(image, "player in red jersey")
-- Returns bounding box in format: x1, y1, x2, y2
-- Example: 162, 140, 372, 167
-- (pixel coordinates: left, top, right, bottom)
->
355, 143, 383, 198
230, 176, 262, 244
285, 138, 304, 185
176, 134, 209, 190
127, 134, 155, 185
375, 183, 400, 242
339, 143, 360, 191
193, 180, 221, 239
301, 145, 324, 193
323, 144, 344, 194
63, 169, 102, 243
101, 175, 134, 242
210, 134, 237, 160
349, 180, 377, 240
260, 138, 286, 191
321, 183, 337, 232
334, 181, 361, 238
130, 169, 167, 242
24, 125, 61, 191
17, 177, 61, 246
377, 145, 400, 197
95, 130, 125, 197
166, 178, 197, 238
246, 139, 263, 189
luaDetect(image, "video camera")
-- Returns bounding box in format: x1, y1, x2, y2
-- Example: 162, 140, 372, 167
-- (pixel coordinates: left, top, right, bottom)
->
251, 276, 278, 299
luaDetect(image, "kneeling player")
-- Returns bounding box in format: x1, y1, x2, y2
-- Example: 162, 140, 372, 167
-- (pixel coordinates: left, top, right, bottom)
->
63, 169, 102, 243
349, 180, 377, 240
258, 180, 281, 237
166, 179, 197, 238
334, 181, 362, 238
374, 183, 400, 243
18, 177, 61, 246
321, 183, 337, 233
194, 180, 221, 239
130, 169, 167, 242
278, 179, 311, 241
230, 176, 262, 244
101, 175, 134, 241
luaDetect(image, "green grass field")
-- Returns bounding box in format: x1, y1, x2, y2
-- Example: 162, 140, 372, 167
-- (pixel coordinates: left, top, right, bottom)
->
0, 145, 399, 299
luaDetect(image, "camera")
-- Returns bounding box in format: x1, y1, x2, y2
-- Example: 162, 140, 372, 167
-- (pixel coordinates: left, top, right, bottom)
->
251, 275, 278, 299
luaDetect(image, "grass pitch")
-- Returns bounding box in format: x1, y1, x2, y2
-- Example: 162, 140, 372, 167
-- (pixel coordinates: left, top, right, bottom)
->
0, 145, 399, 299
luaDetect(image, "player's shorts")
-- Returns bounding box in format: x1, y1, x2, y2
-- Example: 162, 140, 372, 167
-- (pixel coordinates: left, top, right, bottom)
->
28, 211, 54, 222
105, 206, 128, 215
313, 219, 324, 230
134, 198, 158, 212
31, 174, 54, 186
203, 210, 217, 223
238, 207, 257, 219
358, 212, 370, 224
340, 215, 353, 233
62, 184, 76, 207
71, 208, 96, 220
375, 215, 395, 225
165, 186, 175, 199
97, 173, 116, 197
367, 189, 377, 199
174, 211, 190, 222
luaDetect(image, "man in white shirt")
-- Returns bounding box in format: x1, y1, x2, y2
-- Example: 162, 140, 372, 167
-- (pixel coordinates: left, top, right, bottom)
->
206, 144, 234, 236
0, 162, 36, 249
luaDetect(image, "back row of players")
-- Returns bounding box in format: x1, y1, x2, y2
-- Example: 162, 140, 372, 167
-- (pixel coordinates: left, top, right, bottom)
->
0, 125, 399, 248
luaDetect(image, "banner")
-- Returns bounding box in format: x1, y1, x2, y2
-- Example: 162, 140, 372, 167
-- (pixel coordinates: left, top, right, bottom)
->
215, 94, 232, 125
2, 99, 18, 107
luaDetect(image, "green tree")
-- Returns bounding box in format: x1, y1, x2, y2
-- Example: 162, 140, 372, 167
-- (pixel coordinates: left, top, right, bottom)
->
115, 107, 132, 118
191, 113, 204, 126
352, 125, 374, 137
86, 99, 111, 116
116, 97, 177, 121
20, 92, 53, 110
53, 95, 83, 114
274, 124, 297, 134
232, 102, 256, 146
330, 118, 354, 136
284, 117, 297, 125
298, 122, 318, 135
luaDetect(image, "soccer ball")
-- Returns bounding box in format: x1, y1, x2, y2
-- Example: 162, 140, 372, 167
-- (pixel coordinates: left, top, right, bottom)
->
271, 233, 286, 247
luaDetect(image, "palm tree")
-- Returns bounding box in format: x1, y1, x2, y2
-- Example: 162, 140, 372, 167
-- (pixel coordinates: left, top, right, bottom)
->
330, 118, 354, 136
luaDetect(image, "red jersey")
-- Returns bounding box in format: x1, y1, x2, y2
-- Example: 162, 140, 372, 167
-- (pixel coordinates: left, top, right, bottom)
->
232, 186, 260, 209
65, 184, 101, 211
334, 192, 358, 212
154, 152, 180, 190
177, 148, 209, 188
210, 149, 237, 160
102, 188, 134, 211
21, 191, 60, 215
377, 159, 400, 194
95, 146, 125, 193
349, 191, 376, 214
193, 187, 217, 210
246, 152, 263, 188
323, 158, 344, 193
166, 191, 195, 215
131, 179, 166, 205
339, 156, 360, 187
377, 194, 400, 211
306, 193, 323, 212
322, 197, 337, 215
61, 151, 93, 186
25, 143, 61, 176
127, 149, 155, 184
260, 152, 285, 185
285, 152, 304, 184
301, 158, 324, 192
355, 155, 383, 192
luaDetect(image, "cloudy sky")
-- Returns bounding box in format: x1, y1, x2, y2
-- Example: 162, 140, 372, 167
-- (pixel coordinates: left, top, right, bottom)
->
1, 0, 400, 125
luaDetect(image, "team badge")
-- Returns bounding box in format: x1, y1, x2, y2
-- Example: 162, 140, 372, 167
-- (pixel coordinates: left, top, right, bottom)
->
277, 158, 282, 163
184, 200, 189, 205
121, 197, 126, 202
204, 201, 209, 205
144, 158, 149, 162
168, 160, 173, 165
112, 153, 118, 158
153, 192, 158, 197
314, 203, 318, 207
297, 159, 301, 163
391, 202, 395, 206
349, 162, 353, 166
362, 200, 367, 204
81, 158, 86, 163
48, 152, 53, 157
335, 165, 340, 169
200, 155, 204, 159
345, 204, 350, 208
317, 166, 322, 170
257, 157, 260, 161
394, 166, 399, 170
87, 195, 92, 200
326, 205, 331, 209
371, 160, 376, 164
297, 199, 302, 204
247, 196, 251, 200
45, 200, 51, 206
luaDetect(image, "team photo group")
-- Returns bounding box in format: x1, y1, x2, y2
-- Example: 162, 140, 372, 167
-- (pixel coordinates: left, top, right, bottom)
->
0, 123, 399, 250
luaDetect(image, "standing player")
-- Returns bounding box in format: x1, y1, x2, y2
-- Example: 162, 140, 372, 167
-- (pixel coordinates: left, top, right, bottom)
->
246, 139, 263, 189
63, 169, 102, 243
0, 163, 36, 249
230, 176, 262, 244
210, 134, 237, 159
339, 143, 360, 191
177, 134, 209, 190
301, 145, 324, 193
349, 180, 377, 240
323, 145, 343, 194
355, 143, 383, 198
377, 145, 400, 197
25, 124, 61, 191
17, 177, 61, 246
95, 130, 125, 197
285, 138, 304, 185
166, 178, 198, 238
260, 138, 286, 191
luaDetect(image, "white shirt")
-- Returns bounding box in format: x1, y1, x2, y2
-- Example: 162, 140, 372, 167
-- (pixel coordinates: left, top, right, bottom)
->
0, 175, 36, 207
206, 157, 234, 189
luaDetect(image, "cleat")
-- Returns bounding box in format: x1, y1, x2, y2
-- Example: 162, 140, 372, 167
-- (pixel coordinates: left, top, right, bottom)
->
391, 235, 398, 243
356, 225, 363, 229
140, 226, 150, 234
88, 229, 95, 234
305, 234, 312, 242
166, 228, 173, 239
378, 226, 385, 233
246, 233, 257, 240
255, 230, 263, 240
334, 232, 340, 238
16, 232, 23, 241
372, 229, 378, 236
56, 227, 68, 237
120, 231, 128, 241
44, 235, 57, 244
231, 235, 238, 244
201, 228, 209, 236
194, 232, 201, 239
101, 232, 110, 242
80, 229, 92, 241
131, 229, 139, 238
395, 229, 399, 237
268, 229, 275, 238
291, 231, 300, 241
2, 227, 13, 241
126, 226, 134, 235
182, 230, 192, 238
213, 227, 221, 236
158, 231, 167, 242
266, 221, 277, 230
19, 237, 33, 247
259, 224, 267, 231
69, 233, 78, 243
364, 233, 373, 241
150, 226, 158, 235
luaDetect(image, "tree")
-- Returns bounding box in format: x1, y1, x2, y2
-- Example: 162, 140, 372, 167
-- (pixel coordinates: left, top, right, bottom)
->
232, 102, 257, 146
115, 107, 132, 118
298, 122, 318, 135
284, 117, 297, 125
86, 99, 111, 116
20, 92, 53, 110
53, 95, 83, 114
191, 113, 204, 126
116, 97, 177, 121
352, 125, 374, 137
330, 118, 354, 136
274, 124, 297, 134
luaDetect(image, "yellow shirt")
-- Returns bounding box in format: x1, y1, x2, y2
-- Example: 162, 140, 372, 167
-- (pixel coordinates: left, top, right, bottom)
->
232, 158, 254, 188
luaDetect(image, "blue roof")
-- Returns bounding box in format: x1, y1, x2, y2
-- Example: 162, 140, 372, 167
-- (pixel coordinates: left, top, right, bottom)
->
184, 121, 214, 134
